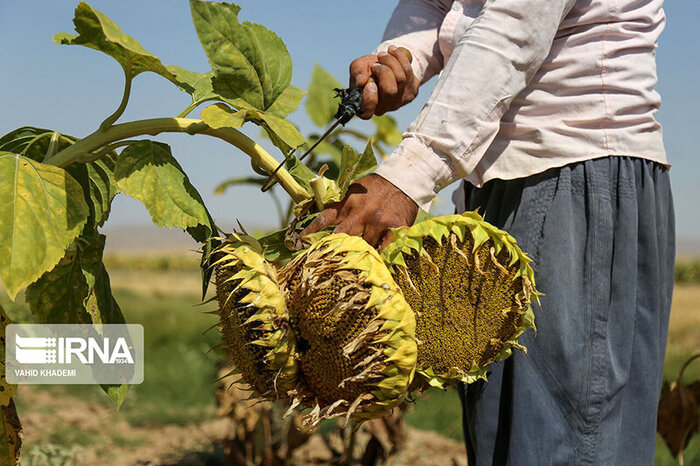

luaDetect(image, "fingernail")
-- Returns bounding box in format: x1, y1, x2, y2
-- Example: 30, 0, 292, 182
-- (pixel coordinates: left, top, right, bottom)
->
366, 81, 377, 93
354, 73, 363, 85
378, 51, 388, 58
388, 45, 397, 52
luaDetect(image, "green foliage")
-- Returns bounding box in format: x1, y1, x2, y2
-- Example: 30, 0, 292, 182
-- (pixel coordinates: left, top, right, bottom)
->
50, 0, 308, 309
52, 0, 306, 149
25, 242, 91, 323
284, 154, 319, 193
676, 260, 700, 284
266, 85, 306, 119
22, 230, 131, 407
25, 232, 126, 324
67, 152, 120, 228
1, 127, 120, 230
189, 0, 292, 111
201, 103, 305, 154
372, 114, 403, 146
114, 141, 211, 233
0, 153, 89, 300
53, 2, 177, 84
168, 67, 304, 120
0, 127, 75, 163
337, 142, 377, 195
101, 384, 129, 411
24, 229, 130, 416
256, 229, 294, 263
0, 127, 47, 155
79, 234, 126, 325
168, 66, 220, 107
1, 125, 131, 410
306, 64, 343, 127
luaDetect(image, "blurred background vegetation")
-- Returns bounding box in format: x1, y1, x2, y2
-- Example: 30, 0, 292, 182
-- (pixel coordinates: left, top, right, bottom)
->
675, 261, 700, 285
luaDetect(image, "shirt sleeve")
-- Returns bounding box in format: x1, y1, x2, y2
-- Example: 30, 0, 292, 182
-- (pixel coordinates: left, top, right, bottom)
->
372, 0, 452, 84
375, 0, 578, 211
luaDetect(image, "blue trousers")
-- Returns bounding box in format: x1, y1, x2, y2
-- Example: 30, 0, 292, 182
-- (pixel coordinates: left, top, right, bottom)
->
454, 157, 675, 465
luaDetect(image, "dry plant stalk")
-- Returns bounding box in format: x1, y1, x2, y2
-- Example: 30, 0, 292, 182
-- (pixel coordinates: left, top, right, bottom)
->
658, 353, 700, 466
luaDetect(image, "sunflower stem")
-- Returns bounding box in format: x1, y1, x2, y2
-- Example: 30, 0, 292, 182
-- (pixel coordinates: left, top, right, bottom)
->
99, 70, 132, 130
45, 132, 62, 159
44, 117, 310, 204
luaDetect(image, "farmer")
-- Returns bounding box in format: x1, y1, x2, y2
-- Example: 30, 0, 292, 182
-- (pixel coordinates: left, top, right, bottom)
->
303, 0, 674, 464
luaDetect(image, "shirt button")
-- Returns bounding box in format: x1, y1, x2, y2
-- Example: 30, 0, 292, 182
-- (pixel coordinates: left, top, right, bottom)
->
452, 2, 461, 11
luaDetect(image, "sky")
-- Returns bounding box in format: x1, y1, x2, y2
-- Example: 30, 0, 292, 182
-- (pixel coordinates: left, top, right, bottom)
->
1, 0, 698, 238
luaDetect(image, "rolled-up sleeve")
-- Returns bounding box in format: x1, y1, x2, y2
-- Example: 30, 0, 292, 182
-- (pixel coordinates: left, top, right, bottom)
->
375, 0, 577, 211
372, 0, 452, 84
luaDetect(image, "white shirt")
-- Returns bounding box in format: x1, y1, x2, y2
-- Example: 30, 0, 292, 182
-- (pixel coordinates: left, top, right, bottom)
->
373, 0, 668, 211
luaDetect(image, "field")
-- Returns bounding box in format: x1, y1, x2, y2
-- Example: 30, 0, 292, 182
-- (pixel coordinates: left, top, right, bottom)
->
2, 255, 699, 465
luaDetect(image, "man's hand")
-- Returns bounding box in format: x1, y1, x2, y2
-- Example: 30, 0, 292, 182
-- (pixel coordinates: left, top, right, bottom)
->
350, 45, 419, 119
301, 174, 419, 250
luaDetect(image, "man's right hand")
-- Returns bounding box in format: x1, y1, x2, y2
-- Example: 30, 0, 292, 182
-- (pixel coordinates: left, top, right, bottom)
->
350, 45, 419, 119
300, 174, 419, 250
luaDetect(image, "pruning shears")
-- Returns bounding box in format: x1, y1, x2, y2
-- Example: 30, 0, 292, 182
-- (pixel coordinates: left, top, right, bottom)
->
261, 47, 413, 193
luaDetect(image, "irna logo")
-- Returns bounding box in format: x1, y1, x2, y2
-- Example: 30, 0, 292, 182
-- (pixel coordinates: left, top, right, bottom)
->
15, 334, 134, 365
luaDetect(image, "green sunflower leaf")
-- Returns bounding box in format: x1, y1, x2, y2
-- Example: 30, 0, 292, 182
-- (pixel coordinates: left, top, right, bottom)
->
25, 242, 91, 323
266, 85, 306, 119
114, 140, 210, 232
201, 103, 305, 155
190, 0, 292, 111
306, 64, 342, 127
0, 153, 89, 300
67, 152, 120, 229
372, 114, 403, 147
53, 2, 177, 84
337, 142, 377, 194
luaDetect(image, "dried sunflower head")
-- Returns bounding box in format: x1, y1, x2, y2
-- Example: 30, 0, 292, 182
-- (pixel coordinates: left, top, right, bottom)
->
212, 233, 298, 399
382, 212, 537, 389
278, 233, 417, 426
